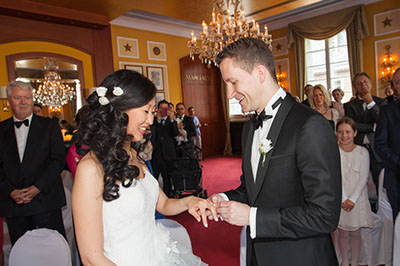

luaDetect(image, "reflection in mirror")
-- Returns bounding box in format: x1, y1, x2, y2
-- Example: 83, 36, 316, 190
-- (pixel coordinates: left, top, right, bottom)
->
14, 57, 82, 119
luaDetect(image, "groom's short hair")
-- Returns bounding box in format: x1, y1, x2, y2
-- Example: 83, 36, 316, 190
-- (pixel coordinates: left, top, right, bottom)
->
215, 37, 277, 83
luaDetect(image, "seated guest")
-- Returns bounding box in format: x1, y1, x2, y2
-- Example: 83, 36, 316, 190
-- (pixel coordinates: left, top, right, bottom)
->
301, 84, 313, 106
336, 117, 373, 266
387, 68, 400, 103
344, 72, 386, 190
310, 84, 340, 130
0, 81, 66, 246
33, 103, 43, 117
332, 88, 345, 117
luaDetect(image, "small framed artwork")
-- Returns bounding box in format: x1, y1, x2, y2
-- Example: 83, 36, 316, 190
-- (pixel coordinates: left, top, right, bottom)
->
147, 41, 166, 61
147, 67, 164, 90
155, 92, 165, 107
117, 37, 139, 59
125, 64, 143, 74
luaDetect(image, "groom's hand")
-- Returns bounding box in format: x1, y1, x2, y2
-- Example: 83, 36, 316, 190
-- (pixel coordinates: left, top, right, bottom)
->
217, 201, 250, 226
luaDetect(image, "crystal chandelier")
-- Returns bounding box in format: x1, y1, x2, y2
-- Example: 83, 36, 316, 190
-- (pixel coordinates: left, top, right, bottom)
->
33, 60, 76, 108
188, 0, 272, 67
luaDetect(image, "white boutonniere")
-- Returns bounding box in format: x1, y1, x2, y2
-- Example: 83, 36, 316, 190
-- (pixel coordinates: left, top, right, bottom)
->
259, 139, 273, 167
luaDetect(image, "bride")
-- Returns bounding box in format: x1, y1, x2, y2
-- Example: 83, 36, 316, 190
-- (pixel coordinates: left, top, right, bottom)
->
72, 70, 217, 265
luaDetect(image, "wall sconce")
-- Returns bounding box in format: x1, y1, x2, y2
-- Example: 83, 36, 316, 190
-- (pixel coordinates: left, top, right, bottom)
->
0, 86, 9, 112
276, 65, 286, 89
381, 45, 396, 87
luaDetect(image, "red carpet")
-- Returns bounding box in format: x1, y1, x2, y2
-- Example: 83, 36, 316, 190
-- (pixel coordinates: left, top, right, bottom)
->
169, 155, 243, 266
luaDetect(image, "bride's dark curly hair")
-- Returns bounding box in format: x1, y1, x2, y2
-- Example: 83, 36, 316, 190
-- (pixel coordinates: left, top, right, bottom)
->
76, 70, 156, 202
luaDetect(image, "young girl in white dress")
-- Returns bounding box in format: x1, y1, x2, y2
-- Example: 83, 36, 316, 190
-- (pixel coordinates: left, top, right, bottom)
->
336, 117, 373, 266
72, 70, 217, 265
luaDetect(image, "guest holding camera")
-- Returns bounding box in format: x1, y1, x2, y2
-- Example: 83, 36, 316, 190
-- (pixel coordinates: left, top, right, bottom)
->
150, 100, 179, 197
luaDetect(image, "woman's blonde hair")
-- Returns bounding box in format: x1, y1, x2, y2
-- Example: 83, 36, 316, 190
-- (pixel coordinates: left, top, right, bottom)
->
310, 84, 331, 109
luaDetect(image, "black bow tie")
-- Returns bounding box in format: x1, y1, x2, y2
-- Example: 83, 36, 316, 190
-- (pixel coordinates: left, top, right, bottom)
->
252, 97, 284, 129
252, 110, 272, 129
14, 119, 29, 128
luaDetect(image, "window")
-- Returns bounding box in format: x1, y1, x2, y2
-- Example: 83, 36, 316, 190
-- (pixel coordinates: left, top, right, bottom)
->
305, 30, 353, 103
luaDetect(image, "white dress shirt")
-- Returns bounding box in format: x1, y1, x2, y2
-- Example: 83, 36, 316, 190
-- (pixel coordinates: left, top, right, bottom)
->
13, 114, 33, 162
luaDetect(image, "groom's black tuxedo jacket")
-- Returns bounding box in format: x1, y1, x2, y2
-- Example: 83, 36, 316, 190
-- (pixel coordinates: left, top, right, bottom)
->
0, 114, 66, 218
225, 94, 341, 266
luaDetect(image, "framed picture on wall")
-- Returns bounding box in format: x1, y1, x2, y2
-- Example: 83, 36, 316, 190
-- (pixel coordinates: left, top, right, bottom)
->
147, 67, 164, 90
155, 92, 165, 107
117, 37, 139, 59
147, 41, 166, 61
125, 64, 143, 74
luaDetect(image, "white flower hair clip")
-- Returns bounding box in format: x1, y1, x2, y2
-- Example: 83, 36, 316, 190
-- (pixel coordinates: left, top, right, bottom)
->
96, 86, 124, 106
113, 87, 123, 96
96, 87, 109, 105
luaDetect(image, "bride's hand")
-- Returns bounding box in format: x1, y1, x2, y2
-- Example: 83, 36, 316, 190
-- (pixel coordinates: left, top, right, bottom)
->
186, 196, 218, 228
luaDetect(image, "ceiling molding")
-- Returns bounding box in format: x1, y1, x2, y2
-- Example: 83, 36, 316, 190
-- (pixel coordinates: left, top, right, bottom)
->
110, 0, 382, 38
110, 10, 201, 39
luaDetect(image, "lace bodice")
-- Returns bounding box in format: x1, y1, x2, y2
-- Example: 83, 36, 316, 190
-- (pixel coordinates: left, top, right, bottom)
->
102, 169, 205, 265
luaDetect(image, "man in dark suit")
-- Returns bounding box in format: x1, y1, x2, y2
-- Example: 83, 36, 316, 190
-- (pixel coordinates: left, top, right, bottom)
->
209, 38, 341, 265
344, 72, 386, 189
175, 102, 196, 146
150, 100, 179, 197
301, 84, 313, 106
375, 70, 400, 220
0, 81, 66, 245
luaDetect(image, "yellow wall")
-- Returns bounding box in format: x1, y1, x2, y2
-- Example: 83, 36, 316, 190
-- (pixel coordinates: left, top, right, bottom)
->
270, 26, 298, 97
110, 25, 190, 104
0, 41, 94, 121
363, 0, 400, 95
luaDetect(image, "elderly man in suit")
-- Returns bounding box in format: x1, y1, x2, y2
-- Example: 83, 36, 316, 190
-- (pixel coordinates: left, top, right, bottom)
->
0, 81, 66, 245
375, 68, 400, 220
208, 38, 341, 265
344, 72, 386, 189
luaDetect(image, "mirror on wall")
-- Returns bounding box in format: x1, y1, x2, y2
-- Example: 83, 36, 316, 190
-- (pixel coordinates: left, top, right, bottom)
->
13, 57, 82, 120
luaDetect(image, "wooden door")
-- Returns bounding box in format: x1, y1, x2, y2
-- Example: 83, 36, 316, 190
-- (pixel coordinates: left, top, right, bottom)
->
180, 56, 226, 158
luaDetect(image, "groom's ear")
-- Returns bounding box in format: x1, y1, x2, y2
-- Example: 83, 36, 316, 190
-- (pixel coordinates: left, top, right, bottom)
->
254, 65, 267, 84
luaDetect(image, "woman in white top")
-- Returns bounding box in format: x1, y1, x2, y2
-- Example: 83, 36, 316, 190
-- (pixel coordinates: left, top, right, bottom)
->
310, 84, 340, 130
336, 117, 373, 266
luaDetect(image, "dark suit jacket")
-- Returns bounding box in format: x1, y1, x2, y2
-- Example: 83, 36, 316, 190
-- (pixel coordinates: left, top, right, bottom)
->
301, 98, 310, 107
180, 115, 196, 138
225, 94, 341, 265
375, 99, 400, 191
0, 115, 66, 217
344, 96, 386, 148
386, 94, 399, 104
151, 117, 179, 162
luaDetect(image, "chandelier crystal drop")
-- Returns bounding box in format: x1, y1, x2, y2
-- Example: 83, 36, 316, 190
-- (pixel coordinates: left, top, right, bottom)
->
188, 0, 272, 68
32, 60, 76, 108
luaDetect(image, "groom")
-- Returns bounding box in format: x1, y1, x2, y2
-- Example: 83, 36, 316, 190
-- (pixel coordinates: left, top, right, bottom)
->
210, 38, 341, 265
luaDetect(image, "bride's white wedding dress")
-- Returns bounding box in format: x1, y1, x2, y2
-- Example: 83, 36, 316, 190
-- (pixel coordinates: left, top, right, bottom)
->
102, 168, 207, 265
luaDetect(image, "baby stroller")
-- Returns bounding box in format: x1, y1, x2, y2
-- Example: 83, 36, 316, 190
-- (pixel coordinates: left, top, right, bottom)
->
169, 145, 207, 199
